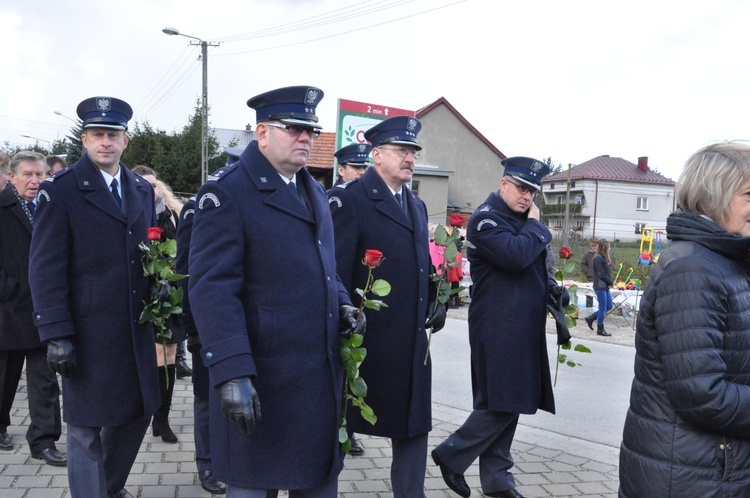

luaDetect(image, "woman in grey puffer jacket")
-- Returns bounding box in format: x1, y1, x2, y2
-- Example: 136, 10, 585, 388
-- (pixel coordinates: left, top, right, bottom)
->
620, 143, 750, 497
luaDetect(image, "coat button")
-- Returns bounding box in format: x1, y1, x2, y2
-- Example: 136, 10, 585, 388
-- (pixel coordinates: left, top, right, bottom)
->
205, 352, 213, 360
720, 444, 725, 450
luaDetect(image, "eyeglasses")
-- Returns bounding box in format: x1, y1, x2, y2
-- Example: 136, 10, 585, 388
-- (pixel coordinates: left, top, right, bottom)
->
265, 122, 321, 139
505, 178, 539, 199
378, 146, 421, 160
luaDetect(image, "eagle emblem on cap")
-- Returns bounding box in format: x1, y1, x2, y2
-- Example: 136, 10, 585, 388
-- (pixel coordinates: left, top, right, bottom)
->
407, 118, 418, 132
530, 161, 544, 173
96, 98, 111, 112
305, 89, 320, 106
357, 144, 367, 153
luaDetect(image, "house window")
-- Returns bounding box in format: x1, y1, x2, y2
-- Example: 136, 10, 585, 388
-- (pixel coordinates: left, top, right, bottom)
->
556, 195, 564, 205
637, 196, 649, 211
635, 223, 645, 234
411, 181, 420, 197
576, 220, 584, 229
549, 183, 555, 190
555, 220, 563, 228
570, 181, 575, 188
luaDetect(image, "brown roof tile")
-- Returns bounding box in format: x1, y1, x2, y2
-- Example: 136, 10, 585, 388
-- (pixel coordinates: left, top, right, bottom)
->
544, 155, 675, 185
307, 132, 336, 169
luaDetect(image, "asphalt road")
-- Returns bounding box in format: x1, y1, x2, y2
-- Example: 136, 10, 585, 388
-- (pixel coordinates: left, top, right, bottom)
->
431, 318, 635, 448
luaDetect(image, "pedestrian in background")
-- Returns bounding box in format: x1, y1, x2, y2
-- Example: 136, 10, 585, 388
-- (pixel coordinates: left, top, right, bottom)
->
328, 116, 446, 497
45, 155, 68, 177
0, 151, 65, 466
431, 157, 559, 498
188, 86, 364, 497
620, 142, 750, 497
29, 97, 159, 498
584, 239, 613, 336
580, 238, 598, 307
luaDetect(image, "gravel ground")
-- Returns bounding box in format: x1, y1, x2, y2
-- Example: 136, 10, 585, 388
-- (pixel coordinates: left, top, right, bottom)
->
446, 302, 636, 348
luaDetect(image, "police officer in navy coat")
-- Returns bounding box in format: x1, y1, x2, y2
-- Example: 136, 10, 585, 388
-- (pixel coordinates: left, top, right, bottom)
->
175, 195, 226, 494
331, 142, 370, 188
328, 116, 446, 497
29, 97, 159, 498
431, 157, 561, 498
188, 86, 364, 497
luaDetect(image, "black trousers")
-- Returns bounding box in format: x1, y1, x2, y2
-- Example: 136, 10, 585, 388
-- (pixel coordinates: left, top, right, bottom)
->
0, 347, 62, 452
191, 346, 212, 472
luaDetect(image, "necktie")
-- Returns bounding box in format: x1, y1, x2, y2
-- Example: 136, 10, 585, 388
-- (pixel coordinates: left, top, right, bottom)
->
27, 201, 36, 216
395, 192, 407, 213
110, 178, 122, 210
289, 181, 309, 212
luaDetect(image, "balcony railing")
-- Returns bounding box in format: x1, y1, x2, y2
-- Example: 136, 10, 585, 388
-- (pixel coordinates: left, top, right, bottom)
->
541, 203, 582, 215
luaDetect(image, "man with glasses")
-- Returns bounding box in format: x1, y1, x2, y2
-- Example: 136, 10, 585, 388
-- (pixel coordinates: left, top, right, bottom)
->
328, 116, 446, 497
188, 86, 364, 498
431, 157, 556, 498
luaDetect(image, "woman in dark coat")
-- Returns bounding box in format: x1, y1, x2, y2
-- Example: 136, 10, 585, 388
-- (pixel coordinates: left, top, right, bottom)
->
132, 166, 186, 443
584, 239, 613, 336
619, 142, 750, 497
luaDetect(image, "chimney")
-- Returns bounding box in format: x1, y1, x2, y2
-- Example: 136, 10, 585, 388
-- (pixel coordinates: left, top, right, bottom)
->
637, 156, 648, 173
245, 124, 252, 131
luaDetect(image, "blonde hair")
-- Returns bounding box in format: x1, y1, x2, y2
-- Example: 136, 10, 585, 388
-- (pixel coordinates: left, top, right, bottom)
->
596, 239, 611, 264
155, 178, 183, 216
677, 142, 750, 224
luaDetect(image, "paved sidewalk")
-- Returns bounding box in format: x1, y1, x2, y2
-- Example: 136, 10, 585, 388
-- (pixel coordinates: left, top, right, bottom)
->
0, 364, 620, 498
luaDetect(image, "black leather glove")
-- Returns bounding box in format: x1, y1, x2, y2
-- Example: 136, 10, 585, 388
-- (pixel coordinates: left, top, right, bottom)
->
220, 377, 261, 436
549, 285, 570, 308
425, 302, 447, 333
47, 338, 76, 377
339, 304, 366, 338
547, 289, 571, 345
186, 333, 201, 354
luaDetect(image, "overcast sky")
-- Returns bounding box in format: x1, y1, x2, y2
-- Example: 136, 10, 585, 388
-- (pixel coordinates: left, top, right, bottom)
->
3, 0, 749, 181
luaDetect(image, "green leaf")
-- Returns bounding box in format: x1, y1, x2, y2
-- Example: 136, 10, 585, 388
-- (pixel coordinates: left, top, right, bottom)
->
350, 333, 364, 348
554, 269, 564, 281
561, 342, 572, 351
434, 225, 450, 246
339, 426, 349, 444
558, 354, 567, 363
350, 377, 368, 397
345, 361, 358, 382
351, 348, 365, 363
574, 344, 592, 354
363, 300, 387, 311
562, 261, 577, 274
443, 242, 458, 263
370, 279, 391, 297
340, 345, 353, 362
360, 404, 377, 425
566, 361, 577, 367
354, 288, 365, 298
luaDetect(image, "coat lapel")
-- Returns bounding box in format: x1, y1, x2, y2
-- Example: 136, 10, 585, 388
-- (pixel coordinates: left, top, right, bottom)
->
242, 142, 314, 224
0, 187, 32, 233
76, 155, 127, 224
361, 168, 413, 231
122, 167, 150, 229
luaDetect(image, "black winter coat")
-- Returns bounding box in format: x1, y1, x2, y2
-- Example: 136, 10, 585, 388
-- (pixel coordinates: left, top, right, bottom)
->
0, 185, 41, 350
619, 210, 750, 497
592, 255, 612, 290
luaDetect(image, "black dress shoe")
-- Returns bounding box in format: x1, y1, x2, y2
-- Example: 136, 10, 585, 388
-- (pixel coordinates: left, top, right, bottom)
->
199, 469, 227, 494
107, 490, 135, 498
431, 449, 470, 497
486, 487, 526, 498
348, 434, 365, 456
31, 447, 67, 466
0, 432, 12, 450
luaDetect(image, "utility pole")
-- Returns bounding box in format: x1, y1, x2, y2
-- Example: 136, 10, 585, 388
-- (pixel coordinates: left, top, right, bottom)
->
563, 163, 572, 247
163, 28, 220, 185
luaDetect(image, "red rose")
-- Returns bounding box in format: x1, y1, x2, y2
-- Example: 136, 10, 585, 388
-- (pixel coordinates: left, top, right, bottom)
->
147, 227, 164, 241
559, 246, 572, 259
363, 249, 384, 268
448, 214, 464, 227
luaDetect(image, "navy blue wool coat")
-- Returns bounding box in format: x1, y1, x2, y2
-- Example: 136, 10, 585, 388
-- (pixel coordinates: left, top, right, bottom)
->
28, 154, 159, 426
328, 166, 433, 438
466, 192, 555, 415
188, 141, 349, 490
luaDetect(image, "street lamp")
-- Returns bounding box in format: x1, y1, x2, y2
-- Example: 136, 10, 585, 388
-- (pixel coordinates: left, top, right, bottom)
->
53, 110, 78, 124
21, 135, 51, 145
162, 27, 220, 185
